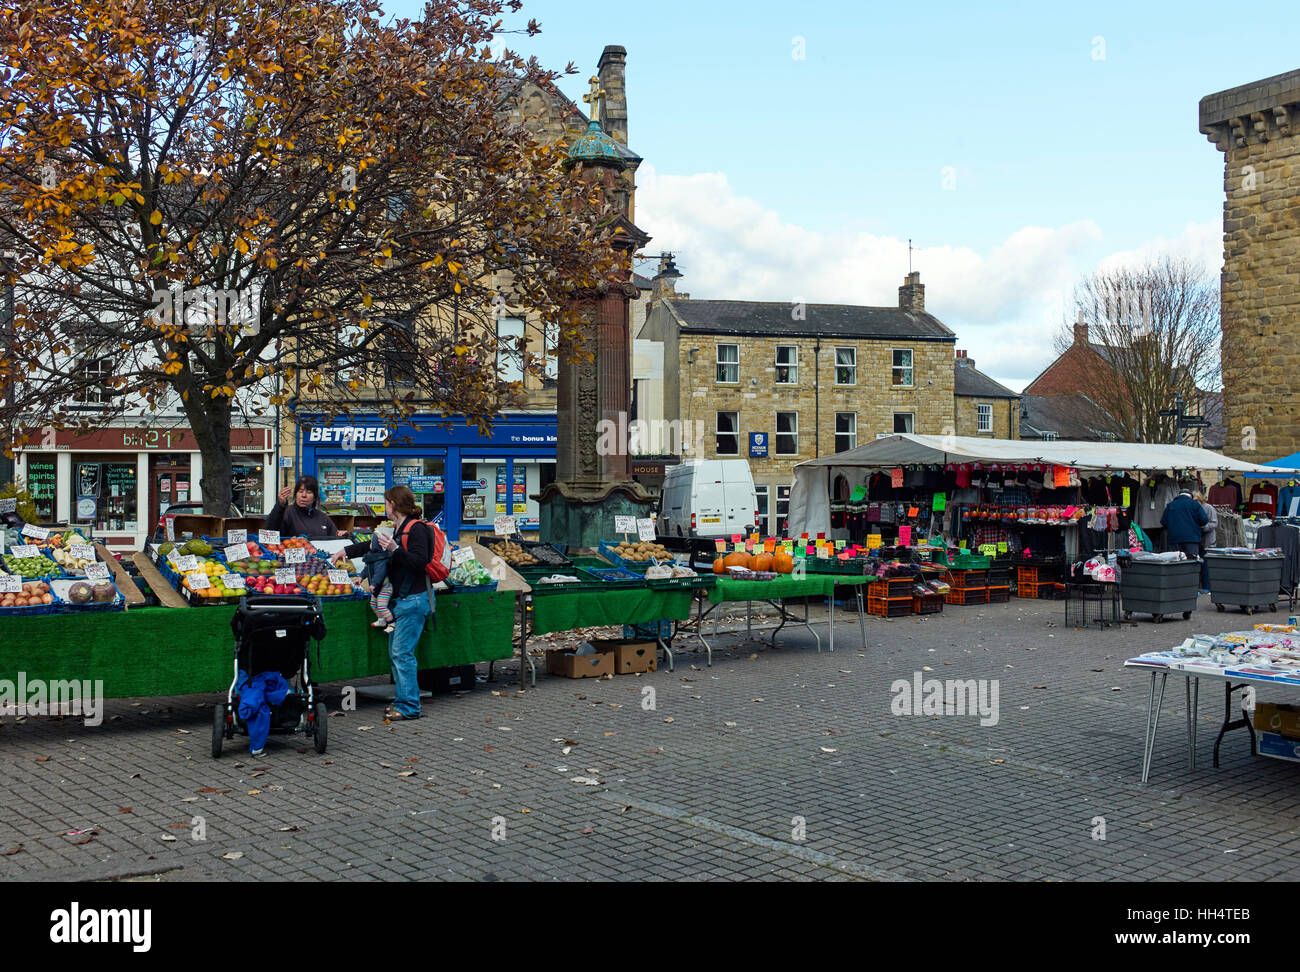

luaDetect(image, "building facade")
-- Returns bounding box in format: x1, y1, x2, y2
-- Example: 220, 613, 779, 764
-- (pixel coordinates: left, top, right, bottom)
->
1201, 68, 1300, 462
953, 349, 1020, 439
638, 265, 958, 535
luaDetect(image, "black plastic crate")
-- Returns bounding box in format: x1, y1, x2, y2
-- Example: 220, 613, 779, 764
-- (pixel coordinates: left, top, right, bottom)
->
417, 665, 478, 694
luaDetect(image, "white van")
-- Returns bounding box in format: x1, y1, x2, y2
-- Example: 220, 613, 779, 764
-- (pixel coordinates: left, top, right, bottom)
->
657, 460, 758, 538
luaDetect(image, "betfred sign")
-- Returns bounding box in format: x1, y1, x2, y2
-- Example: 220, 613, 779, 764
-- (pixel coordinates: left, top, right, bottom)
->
306, 426, 390, 444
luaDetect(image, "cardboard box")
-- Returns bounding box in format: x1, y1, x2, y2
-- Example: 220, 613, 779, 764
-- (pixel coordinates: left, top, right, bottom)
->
590, 638, 658, 674
546, 645, 614, 679
1257, 731, 1300, 763
1253, 703, 1300, 737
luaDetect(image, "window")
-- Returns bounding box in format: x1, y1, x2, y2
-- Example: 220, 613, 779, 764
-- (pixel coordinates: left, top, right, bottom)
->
775, 345, 798, 384
835, 412, 856, 453
755, 485, 770, 536
542, 320, 558, 386
716, 344, 738, 383
1041, 431, 1059, 441
776, 485, 792, 536
382, 317, 417, 386
73, 357, 113, 406
977, 403, 992, 433
775, 411, 798, 455
716, 411, 739, 455
835, 347, 856, 385
892, 349, 913, 387
893, 413, 914, 434
496, 316, 525, 384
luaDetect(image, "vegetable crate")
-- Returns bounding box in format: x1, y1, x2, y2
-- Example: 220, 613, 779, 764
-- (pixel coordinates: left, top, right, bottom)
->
867, 595, 912, 618
1017, 581, 1064, 600
944, 586, 989, 606
945, 569, 988, 591
913, 593, 944, 615
868, 578, 914, 599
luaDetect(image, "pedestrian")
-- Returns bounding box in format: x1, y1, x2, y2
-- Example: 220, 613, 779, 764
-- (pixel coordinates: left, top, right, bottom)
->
1160, 483, 1208, 576
265, 475, 348, 540
332, 486, 431, 720
1194, 490, 1218, 595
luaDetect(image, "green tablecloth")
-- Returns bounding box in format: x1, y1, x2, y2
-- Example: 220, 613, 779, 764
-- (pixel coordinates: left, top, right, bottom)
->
708, 575, 839, 603
2, 590, 516, 699
530, 587, 693, 636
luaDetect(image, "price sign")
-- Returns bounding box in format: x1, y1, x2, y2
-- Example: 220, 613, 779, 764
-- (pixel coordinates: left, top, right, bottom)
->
635, 518, 655, 542
12, 544, 37, 558
20, 523, 49, 541
614, 515, 636, 533
866, 535, 882, 550
224, 544, 248, 563
175, 555, 198, 572
0, 498, 16, 513
70, 544, 96, 561
186, 571, 210, 590
259, 529, 281, 546
0, 575, 21, 593
733, 542, 745, 553
275, 568, 296, 585
783, 540, 794, 553
764, 539, 775, 553
328, 570, 350, 586
744, 537, 755, 552
714, 539, 726, 553
816, 546, 830, 558
906, 507, 919, 518
284, 547, 307, 565
227, 529, 247, 545
835, 540, 846, 549
730, 534, 742, 543
222, 573, 246, 589
452, 547, 474, 567
494, 515, 516, 536
165, 519, 175, 542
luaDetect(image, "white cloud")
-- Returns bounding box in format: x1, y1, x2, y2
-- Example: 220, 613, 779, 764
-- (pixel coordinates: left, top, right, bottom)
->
634, 163, 1221, 393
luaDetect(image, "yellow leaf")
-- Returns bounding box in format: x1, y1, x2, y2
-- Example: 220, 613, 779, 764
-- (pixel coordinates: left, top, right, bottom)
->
432, 254, 443, 267
362, 293, 372, 308
150, 210, 162, 225
266, 256, 278, 269
453, 282, 461, 294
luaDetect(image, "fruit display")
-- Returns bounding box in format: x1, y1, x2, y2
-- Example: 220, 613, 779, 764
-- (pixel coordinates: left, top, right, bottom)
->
296, 569, 356, 597
609, 540, 671, 563
44, 530, 89, 550
0, 580, 55, 609
772, 552, 794, 574
261, 537, 318, 558
180, 538, 213, 556
179, 559, 244, 600
222, 553, 282, 577
3, 552, 56, 578
487, 540, 538, 566
244, 575, 304, 596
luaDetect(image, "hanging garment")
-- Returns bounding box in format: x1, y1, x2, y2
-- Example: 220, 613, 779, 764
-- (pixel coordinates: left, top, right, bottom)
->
1137, 477, 1177, 529
1216, 511, 1243, 548
1278, 482, 1300, 518
1257, 523, 1300, 592
1242, 518, 1270, 549
1247, 482, 1279, 517
1208, 480, 1242, 510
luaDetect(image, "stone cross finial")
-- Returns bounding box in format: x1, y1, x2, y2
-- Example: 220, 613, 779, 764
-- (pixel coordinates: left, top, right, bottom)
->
582, 75, 606, 122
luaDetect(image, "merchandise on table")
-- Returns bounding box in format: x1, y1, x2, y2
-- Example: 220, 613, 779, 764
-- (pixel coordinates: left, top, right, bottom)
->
2, 551, 57, 578
51, 578, 124, 612
447, 559, 496, 590
485, 539, 544, 566
601, 539, 673, 566
0, 579, 58, 613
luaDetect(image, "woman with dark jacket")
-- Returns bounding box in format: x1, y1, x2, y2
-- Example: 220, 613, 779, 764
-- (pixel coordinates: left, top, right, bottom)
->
265, 475, 344, 540
332, 486, 432, 720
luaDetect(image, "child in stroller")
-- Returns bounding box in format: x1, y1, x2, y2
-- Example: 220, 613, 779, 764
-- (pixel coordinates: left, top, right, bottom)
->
213, 593, 329, 757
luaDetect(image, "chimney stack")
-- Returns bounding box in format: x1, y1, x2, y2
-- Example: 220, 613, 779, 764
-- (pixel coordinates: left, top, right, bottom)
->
651, 253, 683, 305
955, 349, 974, 369
898, 271, 924, 312
597, 45, 628, 145
1073, 309, 1089, 345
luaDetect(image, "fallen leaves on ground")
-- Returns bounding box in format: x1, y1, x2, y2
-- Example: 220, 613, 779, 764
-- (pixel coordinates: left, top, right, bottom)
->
221, 851, 244, 860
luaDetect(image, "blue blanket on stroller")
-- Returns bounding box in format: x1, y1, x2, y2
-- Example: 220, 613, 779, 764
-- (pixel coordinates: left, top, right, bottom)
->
237, 670, 290, 753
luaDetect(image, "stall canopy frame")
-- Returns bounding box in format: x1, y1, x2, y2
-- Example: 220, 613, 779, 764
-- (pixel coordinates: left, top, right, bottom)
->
787, 434, 1300, 539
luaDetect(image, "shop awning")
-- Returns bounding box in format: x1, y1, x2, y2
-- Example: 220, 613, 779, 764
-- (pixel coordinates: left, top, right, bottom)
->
1244, 450, 1300, 479
787, 434, 1300, 538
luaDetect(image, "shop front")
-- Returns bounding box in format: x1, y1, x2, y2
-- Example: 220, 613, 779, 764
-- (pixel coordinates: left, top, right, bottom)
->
296, 413, 557, 541
13, 423, 274, 552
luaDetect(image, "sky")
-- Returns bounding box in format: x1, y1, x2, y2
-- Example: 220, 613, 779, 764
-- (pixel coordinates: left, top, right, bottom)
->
387, 0, 1300, 392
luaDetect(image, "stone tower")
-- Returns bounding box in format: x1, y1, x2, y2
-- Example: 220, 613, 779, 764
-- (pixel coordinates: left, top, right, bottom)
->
1201, 69, 1300, 461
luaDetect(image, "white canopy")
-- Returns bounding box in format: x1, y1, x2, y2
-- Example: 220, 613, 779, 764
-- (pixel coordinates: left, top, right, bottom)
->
787, 434, 1300, 539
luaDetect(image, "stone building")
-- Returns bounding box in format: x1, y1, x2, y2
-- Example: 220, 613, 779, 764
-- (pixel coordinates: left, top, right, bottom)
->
1201, 68, 1300, 462
637, 263, 957, 535
953, 349, 1019, 439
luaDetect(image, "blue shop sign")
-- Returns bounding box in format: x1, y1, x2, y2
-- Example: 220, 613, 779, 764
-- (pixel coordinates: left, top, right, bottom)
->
299, 414, 557, 449
750, 433, 768, 458
462, 479, 488, 490
407, 476, 442, 492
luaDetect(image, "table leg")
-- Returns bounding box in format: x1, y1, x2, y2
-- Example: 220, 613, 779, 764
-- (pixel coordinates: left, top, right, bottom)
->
691, 594, 713, 667
828, 588, 834, 653
857, 585, 867, 649
769, 599, 788, 646
1141, 671, 1167, 783
1185, 676, 1195, 770
1191, 677, 1198, 766
658, 633, 673, 673
807, 597, 820, 653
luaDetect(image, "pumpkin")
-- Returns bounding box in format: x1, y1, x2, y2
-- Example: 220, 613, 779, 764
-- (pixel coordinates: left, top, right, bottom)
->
751, 553, 774, 572
723, 551, 752, 570
713, 557, 727, 575
772, 551, 794, 574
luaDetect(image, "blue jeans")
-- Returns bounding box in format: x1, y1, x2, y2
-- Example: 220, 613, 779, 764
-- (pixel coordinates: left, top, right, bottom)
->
389, 591, 432, 717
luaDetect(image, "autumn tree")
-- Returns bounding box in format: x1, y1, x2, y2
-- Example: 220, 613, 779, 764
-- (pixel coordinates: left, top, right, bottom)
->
0, 0, 621, 514
1054, 255, 1221, 443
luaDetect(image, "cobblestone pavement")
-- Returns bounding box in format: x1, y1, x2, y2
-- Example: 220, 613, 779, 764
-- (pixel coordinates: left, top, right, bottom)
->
5, 593, 1300, 882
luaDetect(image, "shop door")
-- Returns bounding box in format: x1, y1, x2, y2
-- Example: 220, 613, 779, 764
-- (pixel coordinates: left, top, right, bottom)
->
150, 459, 190, 530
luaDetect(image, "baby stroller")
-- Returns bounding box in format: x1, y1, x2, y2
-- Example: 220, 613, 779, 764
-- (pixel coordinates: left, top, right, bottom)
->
212, 593, 329, 757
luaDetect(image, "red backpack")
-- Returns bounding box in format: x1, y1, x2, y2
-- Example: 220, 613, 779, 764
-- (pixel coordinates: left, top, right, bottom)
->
397, 518, 453, 585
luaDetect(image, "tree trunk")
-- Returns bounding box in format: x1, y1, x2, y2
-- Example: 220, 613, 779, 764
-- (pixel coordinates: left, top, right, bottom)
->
183, 396, 234, 517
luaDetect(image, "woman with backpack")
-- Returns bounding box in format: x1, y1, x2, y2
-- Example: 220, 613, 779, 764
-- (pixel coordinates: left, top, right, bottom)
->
332, 486, 432, 720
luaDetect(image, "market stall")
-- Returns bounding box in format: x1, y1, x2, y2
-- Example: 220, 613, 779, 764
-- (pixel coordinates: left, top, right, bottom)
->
1125, 622, 1300, 782
789, 434, 1300, 567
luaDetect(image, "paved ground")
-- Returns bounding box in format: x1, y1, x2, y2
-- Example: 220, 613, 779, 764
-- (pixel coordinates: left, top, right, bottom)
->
4, 592, 1300, 882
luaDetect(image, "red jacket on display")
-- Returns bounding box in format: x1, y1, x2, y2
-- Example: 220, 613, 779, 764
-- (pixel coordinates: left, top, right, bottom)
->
1247, 482, 1278, 517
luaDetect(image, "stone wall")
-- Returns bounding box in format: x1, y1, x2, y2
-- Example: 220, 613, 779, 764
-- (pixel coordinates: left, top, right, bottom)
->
1201, 69, 1300, 461
955, 395, 1018, 439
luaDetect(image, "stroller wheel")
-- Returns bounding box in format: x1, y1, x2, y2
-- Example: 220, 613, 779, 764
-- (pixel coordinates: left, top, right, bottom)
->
212, 704, 226, 758
313, 702, 328, 755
